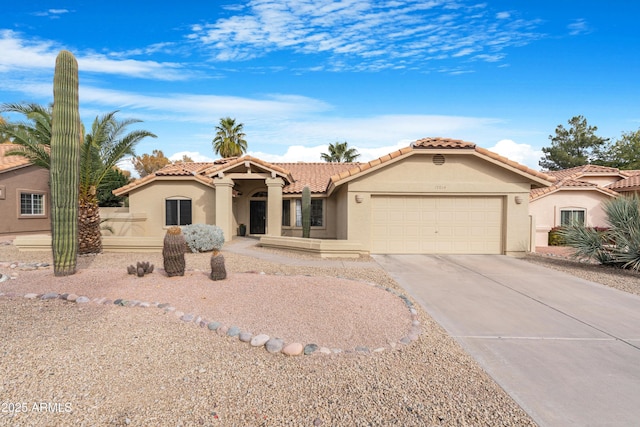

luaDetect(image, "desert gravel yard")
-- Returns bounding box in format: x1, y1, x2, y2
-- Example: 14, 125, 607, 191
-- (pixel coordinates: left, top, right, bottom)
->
2, 241, 639, 426
0, 241, 541, 426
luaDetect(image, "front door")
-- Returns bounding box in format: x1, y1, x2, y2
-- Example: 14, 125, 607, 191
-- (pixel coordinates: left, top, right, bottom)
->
250, 200, 266, 234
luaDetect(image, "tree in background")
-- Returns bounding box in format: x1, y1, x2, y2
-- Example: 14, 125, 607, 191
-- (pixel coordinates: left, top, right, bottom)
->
97, 167, 130, 207
132, 149, 170, 177
539, 115, 609, 170
321, 141, 360, 162
175, 154, 194, 163
602, 130, 640, 170
212, 117, 247, 158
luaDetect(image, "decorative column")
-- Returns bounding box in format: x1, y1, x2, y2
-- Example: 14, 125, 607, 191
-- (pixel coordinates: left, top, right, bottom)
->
266, 177, 284, 237
214, 177, 234, 242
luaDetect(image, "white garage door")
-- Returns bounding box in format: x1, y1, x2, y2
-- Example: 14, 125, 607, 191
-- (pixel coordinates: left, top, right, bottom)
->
371, 196, 503, 254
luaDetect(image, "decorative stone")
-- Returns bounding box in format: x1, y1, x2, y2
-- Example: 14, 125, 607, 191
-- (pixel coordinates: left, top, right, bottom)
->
207, 321, 221, 331
399, 337, 411, 345
226, 326, 241, 337
158, 303, 170, 309
319, 347, 332, 355
282, 342, 304, 356
304, 344, 319, 355
174, 311, 185, 318
373, 347, 386, 353
41, 292, 59, 300
265, 338, 284, 353
239, 332, 252, 342
113, 299, 123, 305
75, 296, 90, 303
250, 334, 270, 347
24, 293, 39, 299
139, 302, 151, 308
355, 346, 370, 353
216, 326, 228, 336
181, 313, 195, 322
412, 320, 420, 326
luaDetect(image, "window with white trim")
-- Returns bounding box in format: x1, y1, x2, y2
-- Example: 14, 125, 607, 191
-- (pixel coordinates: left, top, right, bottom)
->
295, 199, 323, 227
20, 192, 45, 216
560, 209, 585, 226
166, 198, 192, 226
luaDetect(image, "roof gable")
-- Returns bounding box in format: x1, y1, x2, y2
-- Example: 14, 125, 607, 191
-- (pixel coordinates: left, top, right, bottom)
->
328, 137, 555, 193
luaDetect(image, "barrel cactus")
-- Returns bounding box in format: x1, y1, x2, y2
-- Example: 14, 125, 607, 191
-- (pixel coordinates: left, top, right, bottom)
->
50, 50, 81, 276
302, 186, 311, 238
210, 251, 227, 281
163, 226, 186, 277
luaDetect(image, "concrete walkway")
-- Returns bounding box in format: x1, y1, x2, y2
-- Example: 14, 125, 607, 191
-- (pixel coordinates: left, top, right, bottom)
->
374, 254, 640, 427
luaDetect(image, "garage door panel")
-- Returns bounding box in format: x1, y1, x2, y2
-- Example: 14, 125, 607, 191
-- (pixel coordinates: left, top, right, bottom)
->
371, 196, 503, 254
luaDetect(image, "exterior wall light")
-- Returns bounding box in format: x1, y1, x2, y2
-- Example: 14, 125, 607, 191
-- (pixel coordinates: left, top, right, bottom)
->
355, 194, 364, 203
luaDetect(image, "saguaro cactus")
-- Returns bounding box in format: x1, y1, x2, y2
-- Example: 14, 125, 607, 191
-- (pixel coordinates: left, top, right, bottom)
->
163, 226, 186, 277
50, 50, 81, 276
302, 186, 311, 238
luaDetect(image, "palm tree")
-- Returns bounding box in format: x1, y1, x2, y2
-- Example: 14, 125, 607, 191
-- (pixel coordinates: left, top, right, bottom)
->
212, 117, 247, 158
78, 111, 156, 254
321, 141, 360, 162
1, 103, 156, 254
0, 103, 53, 169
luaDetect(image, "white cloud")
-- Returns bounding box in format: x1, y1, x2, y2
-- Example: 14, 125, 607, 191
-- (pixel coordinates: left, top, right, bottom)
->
0, 30, 190, 81
190, 0, 544, 71
568, 19, 590, 36
487, 139, 542, 170
169, 151, 215, 162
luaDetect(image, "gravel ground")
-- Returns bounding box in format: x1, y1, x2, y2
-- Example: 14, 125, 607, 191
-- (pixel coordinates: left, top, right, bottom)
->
0, 241, 539, 426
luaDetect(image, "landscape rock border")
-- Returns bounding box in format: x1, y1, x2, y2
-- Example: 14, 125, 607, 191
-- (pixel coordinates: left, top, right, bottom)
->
0, 273, 422, 356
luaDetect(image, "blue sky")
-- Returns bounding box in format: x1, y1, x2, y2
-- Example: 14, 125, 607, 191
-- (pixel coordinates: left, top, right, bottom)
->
1, 1, 639, 175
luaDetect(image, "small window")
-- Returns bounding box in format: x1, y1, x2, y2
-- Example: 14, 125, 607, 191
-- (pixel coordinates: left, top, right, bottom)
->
20, 193, 45, 216
166, 199, 192, 226
295, 199, 323, 227
282, 200, 291, 226
560, 209, 585, 226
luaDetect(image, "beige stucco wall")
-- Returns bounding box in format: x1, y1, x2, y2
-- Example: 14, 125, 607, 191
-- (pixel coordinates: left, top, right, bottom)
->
529, 190, 614, 247
126, 179, 215, 237
341, 151, 536, 255
0, 165, 51, 236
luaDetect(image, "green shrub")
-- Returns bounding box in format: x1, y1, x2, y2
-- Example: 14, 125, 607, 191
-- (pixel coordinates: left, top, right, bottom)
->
559, 195, 640, 270
548, 227, 566, 246
182, 224, 225, 253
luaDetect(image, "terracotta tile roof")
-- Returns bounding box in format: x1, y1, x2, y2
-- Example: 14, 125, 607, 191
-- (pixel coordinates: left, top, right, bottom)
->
412, 137, 476, 149
530, 165, 622, 201
329, 138, 554, 188
114, 138, 557, 197
201, 156, 293, 181
272, 162, 359, 194
607, 174, 640, 191
0, 144, 33, 173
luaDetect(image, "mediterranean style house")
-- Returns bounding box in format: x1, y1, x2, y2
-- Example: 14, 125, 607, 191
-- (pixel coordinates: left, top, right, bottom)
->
530, 165, 640, 246
108, 137, 556, 257
0, 144, 51, 236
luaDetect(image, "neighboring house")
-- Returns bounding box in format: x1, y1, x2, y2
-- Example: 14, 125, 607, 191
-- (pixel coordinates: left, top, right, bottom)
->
112, 137, 554, 257
529, 165, 640, 247
0, 144, 51, 236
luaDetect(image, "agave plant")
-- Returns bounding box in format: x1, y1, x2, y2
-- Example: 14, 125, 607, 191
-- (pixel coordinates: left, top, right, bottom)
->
560, 195, 640, 270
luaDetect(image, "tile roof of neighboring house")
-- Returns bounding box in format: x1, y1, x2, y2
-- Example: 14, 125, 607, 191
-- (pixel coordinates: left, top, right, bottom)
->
0, 144, 33, 173
530, 165, 624, 200
329, 137, 555, 188
606, 173, 640, 191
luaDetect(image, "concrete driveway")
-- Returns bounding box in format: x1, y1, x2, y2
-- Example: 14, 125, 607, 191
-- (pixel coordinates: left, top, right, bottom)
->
374, 254, 640, 427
